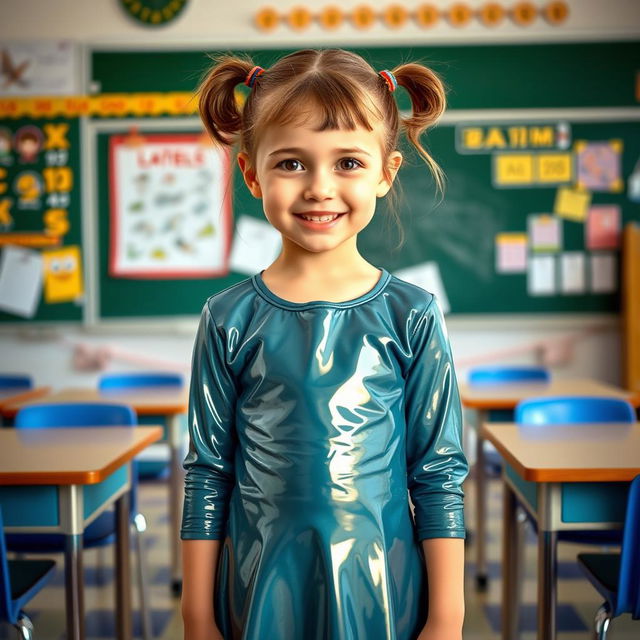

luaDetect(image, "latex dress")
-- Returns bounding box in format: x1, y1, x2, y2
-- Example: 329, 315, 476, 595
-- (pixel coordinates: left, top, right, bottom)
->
181, 267, 468, 639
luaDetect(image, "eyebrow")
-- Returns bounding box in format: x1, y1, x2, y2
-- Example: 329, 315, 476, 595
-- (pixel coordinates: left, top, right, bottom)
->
267, 146, 372, 157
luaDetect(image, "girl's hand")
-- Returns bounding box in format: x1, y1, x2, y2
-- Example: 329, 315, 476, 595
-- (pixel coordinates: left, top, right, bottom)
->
415, 619, 463, 640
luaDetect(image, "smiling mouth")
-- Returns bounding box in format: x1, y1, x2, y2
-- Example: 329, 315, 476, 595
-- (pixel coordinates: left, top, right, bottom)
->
294, 212, 347, 222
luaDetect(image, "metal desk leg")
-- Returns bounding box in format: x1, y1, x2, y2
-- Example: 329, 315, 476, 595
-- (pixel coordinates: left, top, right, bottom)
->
475, 409, 488, 590
501, 482, 519, 640
115, 491, 132, 640
64, 533, 84, 640
537, 529, 558, 640
169, 413, 184, 595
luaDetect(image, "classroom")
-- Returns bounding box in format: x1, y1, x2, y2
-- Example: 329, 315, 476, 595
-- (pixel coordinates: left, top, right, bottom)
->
0, 1, 639, 639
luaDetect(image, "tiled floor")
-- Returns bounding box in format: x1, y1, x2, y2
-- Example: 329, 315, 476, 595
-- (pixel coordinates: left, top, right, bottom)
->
2, 474, 638, 639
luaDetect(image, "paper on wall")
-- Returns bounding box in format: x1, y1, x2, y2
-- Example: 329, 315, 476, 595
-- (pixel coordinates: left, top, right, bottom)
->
586, 205, 621, 250
229, 215, 282, 275
553, 186, 592, 222
590, 253, 617, 293
393, 262, 450, 314
495, 233, 527, 273
528, 214, 562, 252
0, 245, 43, 317
527, 254, 556, 296
560, 252, 586, 294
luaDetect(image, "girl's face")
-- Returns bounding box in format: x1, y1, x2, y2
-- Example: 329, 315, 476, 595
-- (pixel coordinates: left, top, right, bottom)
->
238, 111, 402, 255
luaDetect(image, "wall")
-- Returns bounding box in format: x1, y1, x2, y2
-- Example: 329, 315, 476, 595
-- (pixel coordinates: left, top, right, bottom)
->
0, 0, 637, 390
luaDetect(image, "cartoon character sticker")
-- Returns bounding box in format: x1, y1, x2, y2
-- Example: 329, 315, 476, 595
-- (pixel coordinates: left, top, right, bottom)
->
14, 125, 43, 163
42, 245, 84, 303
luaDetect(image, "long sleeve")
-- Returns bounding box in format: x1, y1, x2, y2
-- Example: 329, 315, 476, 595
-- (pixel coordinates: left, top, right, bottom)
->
404, 296, 468, 540
181, 300, 238, 540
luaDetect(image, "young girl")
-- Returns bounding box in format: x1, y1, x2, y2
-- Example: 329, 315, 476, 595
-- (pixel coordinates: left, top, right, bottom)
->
181, 48, 468, 640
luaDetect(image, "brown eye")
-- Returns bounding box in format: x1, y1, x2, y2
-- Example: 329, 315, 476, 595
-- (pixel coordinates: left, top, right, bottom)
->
338, 158, 362, 171
278, 159, 303, 171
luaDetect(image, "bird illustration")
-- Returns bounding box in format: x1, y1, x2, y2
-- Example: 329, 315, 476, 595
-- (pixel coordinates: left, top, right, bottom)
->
1, 49, 30, 90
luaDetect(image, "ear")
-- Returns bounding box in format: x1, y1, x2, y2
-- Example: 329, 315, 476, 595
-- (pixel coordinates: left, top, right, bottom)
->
237, 152, 262, 198
376, 151, 403, 198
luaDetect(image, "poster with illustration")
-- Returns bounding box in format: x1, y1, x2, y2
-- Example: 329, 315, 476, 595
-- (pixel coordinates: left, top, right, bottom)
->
109, 133, 232, 278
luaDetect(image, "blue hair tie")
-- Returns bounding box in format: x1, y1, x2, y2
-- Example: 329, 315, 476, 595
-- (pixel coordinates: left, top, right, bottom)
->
245, 65, 265, 89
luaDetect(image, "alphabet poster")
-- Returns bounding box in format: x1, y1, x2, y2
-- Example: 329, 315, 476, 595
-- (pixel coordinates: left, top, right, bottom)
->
109, 133, 232, 278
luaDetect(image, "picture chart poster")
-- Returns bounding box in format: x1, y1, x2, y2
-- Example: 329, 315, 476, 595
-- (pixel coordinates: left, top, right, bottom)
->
108, 133, 232, 279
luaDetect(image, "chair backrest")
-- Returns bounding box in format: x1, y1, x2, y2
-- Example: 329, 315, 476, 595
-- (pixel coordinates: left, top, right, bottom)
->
15, 402, 136, 429
98, 372, 183, 392
15, 403, 139, 514
515, 396, 636, 425
0, 506, 14, 623
468, 366, 550, 386
0, 375, 33, 390
619, 474, 640, 619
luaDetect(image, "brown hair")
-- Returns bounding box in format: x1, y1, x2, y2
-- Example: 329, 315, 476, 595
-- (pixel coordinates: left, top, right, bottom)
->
197, 49, 447, 247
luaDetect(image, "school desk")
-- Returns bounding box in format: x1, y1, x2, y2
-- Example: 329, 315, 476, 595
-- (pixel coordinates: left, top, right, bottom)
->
458, 377, 637, 590
0, 425, 162, 640
481, 420, 640, 640
4, 386, 189, 593
0, 386, 51, 425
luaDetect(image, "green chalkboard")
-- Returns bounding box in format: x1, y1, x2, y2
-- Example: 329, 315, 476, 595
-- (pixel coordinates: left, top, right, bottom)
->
0, 117, 83, 324
89, 41, 640, 318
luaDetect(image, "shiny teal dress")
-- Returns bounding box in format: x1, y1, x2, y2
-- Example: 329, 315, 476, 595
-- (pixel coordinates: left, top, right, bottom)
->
181, 267, 468, 640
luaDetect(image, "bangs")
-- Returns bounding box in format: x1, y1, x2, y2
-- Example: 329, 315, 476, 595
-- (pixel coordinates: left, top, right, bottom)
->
255, 73, 384, 133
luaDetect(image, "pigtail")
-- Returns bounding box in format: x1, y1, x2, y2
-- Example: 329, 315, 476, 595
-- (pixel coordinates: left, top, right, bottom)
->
393, 63, 447, 195
198, 54, 254, 147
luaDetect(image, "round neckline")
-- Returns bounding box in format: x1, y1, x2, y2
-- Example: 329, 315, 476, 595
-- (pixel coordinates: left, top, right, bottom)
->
251, 267, 391, 310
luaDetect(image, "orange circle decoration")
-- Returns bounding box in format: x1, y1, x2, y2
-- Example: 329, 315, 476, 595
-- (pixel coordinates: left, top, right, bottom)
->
511, 2, 538, 26
383, 4, 409, 29
415, 4, 440, 28
351, 5, 377, 29
254, 6, 279, 31
447, 3, 473, 27
478, 3, 505, 27
319, 5, 344, 29
287, 6, 312, 30
543, 1, 569, 24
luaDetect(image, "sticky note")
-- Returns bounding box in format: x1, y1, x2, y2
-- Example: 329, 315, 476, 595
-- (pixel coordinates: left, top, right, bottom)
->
590, 253, 617, 293
554, 186, 591, 222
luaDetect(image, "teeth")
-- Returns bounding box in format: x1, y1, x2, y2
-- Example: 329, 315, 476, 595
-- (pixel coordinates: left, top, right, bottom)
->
300, 214, 339, 222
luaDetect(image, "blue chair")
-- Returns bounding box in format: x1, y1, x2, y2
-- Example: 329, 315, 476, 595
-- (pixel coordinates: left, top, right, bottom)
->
577, 474, 640, 639
98, 372, 183, 392
468, 365, 551, 473
99, 372, 184, 479
9, 402, 153, 640
468, 365, 551, 386
0, 375, 33, 390
1, 506, 56, 640
515, 395, 636, 548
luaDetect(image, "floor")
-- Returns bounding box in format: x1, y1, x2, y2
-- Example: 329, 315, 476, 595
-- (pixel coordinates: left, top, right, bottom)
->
2, 473, 638, 639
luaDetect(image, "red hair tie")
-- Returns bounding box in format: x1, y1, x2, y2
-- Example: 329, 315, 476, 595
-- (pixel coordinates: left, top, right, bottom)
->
245, 66, 265, 88
379, 69, 397, 92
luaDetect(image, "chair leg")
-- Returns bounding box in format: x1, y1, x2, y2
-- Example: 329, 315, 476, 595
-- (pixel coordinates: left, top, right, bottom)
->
594, 603, 612, 640
133, 512, 153, 640
14, 612, 34, 640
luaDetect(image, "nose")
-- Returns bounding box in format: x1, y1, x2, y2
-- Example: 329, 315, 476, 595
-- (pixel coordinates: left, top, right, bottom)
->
303, 168, 335, 201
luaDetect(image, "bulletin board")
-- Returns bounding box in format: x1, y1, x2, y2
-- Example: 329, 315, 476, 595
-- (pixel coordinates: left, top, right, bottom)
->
1, 40, 639, 323
0, 117, 83, 323
89, 40, 640, 318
